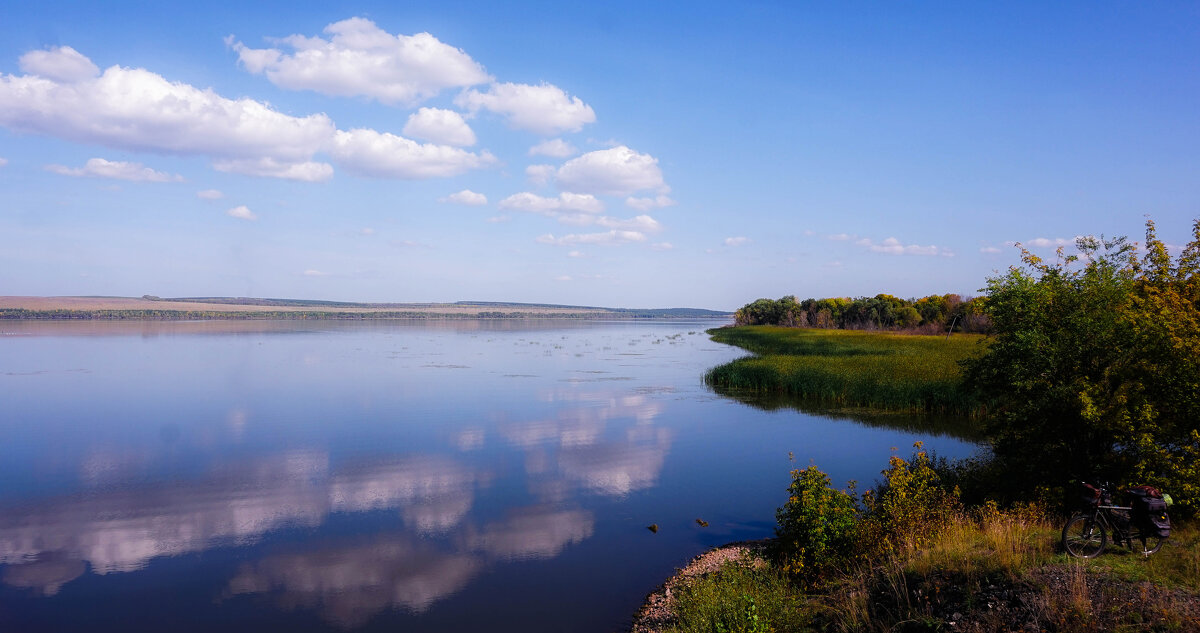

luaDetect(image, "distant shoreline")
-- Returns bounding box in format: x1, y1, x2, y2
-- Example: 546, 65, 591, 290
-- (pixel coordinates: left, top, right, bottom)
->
0, 296, 733, 321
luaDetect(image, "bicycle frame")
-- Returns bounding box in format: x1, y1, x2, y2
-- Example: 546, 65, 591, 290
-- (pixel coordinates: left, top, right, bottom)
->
1063, 490, 1165, 558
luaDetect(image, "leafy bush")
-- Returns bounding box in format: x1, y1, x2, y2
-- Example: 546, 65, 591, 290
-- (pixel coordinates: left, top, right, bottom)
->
773, 445, 960, 586
857, 443, 961, 559
772, 465, 859, 585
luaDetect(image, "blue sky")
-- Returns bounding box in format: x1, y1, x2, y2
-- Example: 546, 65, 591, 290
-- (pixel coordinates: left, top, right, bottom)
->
1, 2, 1197, 310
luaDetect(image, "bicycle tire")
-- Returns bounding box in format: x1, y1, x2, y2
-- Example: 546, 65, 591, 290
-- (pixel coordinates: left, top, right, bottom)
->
1063, 513, 1106, 558
1137, 534, 1166, 556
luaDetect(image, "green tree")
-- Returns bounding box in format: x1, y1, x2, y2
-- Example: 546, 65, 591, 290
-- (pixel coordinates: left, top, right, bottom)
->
964, 220, 1200, 513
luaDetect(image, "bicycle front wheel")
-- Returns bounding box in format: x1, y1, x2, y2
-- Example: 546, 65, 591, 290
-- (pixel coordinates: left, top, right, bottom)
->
1063, 513, 1106, 558
1137, 534, 1166, 556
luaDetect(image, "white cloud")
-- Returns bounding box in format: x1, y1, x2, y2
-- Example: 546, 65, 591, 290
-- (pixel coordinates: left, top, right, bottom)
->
226, 205, 258, 221
855, 237, 949, 256
439, 189, 488, 206
535, 230, 647, 246
567, 250, 584, 258
624, 195, 676, 211
824, 260, 843, 268
212, 158, 333, 182
525, 164, 555, 186
359, 227, 376, 235
303, 269, 330, 277
196, 189, 224, 200
552, 213, 662, 233
650, 242, 673, 251
556, 146, 666, 196
329, 128, 496, 179
19, 46, 98, 82
0, 52, 334, 177
229, 18, 489, 105
0, 157, 9, 167
980, 246, 1003, 254
827, 233, 853, 241
1023, 237, 1072, 248
554, 275, 572, 282
499, 192, 604, 215
456, 82, 595, 135
528, 138, 577, 158
403, 107, 476, 147
724, 236, 750, 247
45, 157, 183, 182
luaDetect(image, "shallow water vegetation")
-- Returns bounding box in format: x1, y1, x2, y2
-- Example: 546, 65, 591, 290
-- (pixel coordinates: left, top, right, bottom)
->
705, 326, 985, 417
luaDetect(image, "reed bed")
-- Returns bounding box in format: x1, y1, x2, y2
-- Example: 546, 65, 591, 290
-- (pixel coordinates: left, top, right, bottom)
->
705, 326, 985, 415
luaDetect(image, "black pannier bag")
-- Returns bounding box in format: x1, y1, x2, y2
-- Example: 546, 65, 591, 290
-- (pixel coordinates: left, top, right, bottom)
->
1078, 482, 1101, 509
1129, 489, 1171, 538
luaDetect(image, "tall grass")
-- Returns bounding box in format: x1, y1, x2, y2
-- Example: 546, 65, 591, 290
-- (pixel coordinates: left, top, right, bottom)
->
705, 326, 985, 416
666, 562, 807, 633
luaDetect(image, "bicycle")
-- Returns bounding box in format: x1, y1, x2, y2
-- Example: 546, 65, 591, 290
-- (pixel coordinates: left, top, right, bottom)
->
1061, 482, 1170, 558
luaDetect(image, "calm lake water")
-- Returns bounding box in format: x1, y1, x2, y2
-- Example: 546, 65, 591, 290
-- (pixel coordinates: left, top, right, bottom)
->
0, 320, 977, 632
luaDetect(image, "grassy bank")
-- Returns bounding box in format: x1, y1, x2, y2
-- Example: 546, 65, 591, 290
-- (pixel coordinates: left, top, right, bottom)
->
639, 447, 1200, 632
657, 518, 1199, 633
704, 326, 985, 416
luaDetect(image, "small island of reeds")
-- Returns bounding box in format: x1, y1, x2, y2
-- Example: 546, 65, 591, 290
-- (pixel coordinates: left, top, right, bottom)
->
704, 326, 984, 417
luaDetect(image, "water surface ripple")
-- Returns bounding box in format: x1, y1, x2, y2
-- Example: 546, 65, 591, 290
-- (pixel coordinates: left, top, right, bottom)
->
0, 320, 976, 632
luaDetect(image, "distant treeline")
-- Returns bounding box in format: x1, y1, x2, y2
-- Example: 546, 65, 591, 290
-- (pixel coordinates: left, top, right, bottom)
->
733, 293, 989, 333
0, 308, 725, 321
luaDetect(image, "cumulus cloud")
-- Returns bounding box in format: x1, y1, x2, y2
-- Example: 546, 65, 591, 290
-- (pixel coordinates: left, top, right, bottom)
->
196, 189, 224, 200
456, 82, 595, 135
45, 158, 183, 182
229, 18, 489, 105
499, 192, 604, 215
528, 138, 577, 158
556, 146, 666, 196
525, 164, 555, 186
535, 230, 647, 247
439, 189, 487, 206
212, 158, 333, 182
0, 157, 7, 167
329, 128, 496, 179
303, 269, 329, 277
724, 236, 750, 247
980, 246, 1003, 254
1, 47, 500, 183
625, 195, 676, 211
554, 213, 661, 233
1022, 237, 1073, 248
0, 51, 334, 177
226, 205, 258, 221
18, 46, 98, 82
403, 107, 476, 147
855, 237, 950, 256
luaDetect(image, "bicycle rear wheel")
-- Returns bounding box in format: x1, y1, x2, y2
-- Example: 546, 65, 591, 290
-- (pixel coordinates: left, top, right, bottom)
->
1063, 513, 1106, 558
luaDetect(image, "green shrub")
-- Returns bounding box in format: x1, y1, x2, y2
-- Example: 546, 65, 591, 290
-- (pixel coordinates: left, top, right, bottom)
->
772, 465, 859, 585
858, 443, 961, 559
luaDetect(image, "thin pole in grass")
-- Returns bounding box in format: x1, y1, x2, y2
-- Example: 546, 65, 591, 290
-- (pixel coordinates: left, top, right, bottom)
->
945, 315, 960, 340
